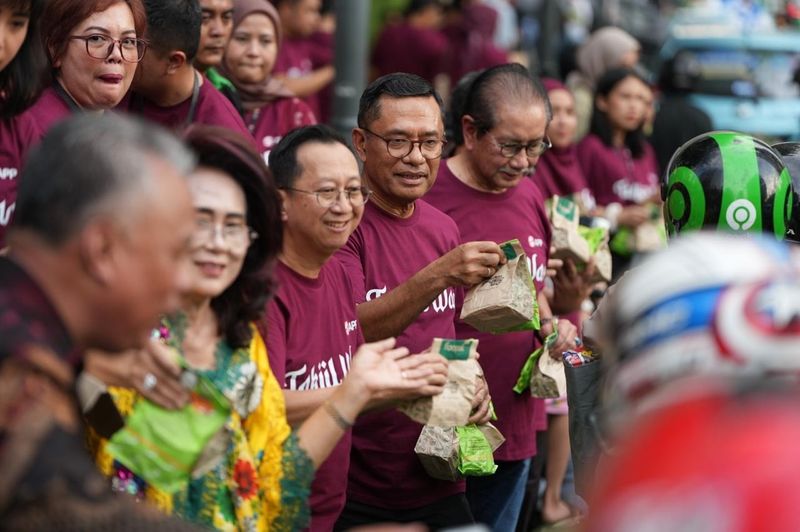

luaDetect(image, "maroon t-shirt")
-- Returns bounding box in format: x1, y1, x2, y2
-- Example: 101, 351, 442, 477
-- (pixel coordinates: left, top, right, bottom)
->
336, 199, 465, 509
0, 87, 72, 247
372, 22, 449, 83
245, 96, 316, 166
425, 160, 551, 460
577, 134, 659, 207
264, 260, 361, 530
273, 36, 333, 119
124, 79, 253, 143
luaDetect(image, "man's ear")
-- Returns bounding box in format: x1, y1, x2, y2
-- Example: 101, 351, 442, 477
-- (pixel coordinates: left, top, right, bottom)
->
278, 189, 289, 222
352, 128, 368, 162
77, 220, 119, 288
166, 51, 188, 74
462, 115, 479, 151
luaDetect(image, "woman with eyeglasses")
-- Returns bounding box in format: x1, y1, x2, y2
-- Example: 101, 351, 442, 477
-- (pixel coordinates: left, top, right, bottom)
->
217, 0, 315, 165
0, 0, 147, 248
86, 126, 442, 531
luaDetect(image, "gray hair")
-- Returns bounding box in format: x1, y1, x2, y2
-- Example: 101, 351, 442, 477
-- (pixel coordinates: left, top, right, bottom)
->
14, 113, 196, 245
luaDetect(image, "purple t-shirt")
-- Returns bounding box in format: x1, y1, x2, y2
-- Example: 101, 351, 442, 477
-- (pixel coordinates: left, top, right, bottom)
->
336, 199, 465, 509
245, 96, 316, 166
124, 79, 253, 143
263, 260, 361, 531
0, 87, 72, 247
372, 22, 449, 83
577, 134, 659, 207
273, 36, 332, 119
425, 160, 551, 460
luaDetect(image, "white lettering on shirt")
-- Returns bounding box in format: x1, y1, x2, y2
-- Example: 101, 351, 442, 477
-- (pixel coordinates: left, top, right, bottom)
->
0, 200, 14, 226
345, 319, 358, 335
0, 168, 17, 180
366, 286, 388, 301
612, 178, 658, 204
423, 288, 456, 314
285, 345, 353, 390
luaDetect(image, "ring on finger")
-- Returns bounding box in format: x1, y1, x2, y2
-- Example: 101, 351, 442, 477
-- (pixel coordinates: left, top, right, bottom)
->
143, 372, 157, 391
401, 371, 408, 380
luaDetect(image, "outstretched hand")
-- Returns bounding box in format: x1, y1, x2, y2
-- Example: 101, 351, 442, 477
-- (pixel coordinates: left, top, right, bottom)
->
347, 338, 449, 403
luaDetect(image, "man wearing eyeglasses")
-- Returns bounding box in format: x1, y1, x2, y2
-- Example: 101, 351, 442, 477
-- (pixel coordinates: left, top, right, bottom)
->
424, 63, 579, 531
125, 0, 252, 140
334, 73, 503, 529
264, 124, 449, 530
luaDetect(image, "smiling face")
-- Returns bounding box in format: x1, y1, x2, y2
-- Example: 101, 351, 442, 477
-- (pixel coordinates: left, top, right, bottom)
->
187, 167, 251, 300
597, 75, 651, 134
224, 12, 277, 85
547, 88, 578, 149
0, 4, 29, 72
195, 0, 234, 70
464, 100, 549, 193
280, 141, 363, 265
54, 2, 139, 110
354, 95, 444, 210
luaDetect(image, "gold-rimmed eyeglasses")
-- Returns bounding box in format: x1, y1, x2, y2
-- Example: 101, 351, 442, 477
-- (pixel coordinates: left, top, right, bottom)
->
69, 34, 148, 63
362, 127, 447, 160
283, 186, 372, 208
487, 132, 552, 159
191, 219, 258, 252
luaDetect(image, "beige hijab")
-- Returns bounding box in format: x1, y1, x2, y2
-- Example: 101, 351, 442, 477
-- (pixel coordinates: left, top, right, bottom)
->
575, 27, 640, 88
219, 0, 293, 111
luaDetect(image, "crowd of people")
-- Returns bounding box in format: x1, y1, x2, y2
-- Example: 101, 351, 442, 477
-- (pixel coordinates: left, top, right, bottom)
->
3, 1, 800, 531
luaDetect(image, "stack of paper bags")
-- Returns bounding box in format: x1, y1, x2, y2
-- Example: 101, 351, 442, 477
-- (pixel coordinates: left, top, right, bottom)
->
549, 196, 612, 283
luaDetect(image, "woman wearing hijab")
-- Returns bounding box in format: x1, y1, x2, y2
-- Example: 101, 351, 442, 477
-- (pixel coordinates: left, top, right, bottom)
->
219, 0, 315, 164
566, 26, 640, 140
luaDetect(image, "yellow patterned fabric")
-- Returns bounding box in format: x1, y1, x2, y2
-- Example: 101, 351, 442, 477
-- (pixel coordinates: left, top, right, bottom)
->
88, 324, 311, 531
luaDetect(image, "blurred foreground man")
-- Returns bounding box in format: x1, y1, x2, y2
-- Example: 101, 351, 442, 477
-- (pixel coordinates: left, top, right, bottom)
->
0, 114, 200, 529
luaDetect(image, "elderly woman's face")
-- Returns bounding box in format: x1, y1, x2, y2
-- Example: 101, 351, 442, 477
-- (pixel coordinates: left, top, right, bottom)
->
186, 167, 251, 300
54, 2, 138, 110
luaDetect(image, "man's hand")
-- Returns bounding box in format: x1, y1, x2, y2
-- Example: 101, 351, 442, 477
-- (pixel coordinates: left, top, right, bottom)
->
85, 340, 189, 409
550, 257, 596, 314
433, 241, 507, 287
346, 338, 448, 404
468, 372, 492, 425
540, 318, 579, 359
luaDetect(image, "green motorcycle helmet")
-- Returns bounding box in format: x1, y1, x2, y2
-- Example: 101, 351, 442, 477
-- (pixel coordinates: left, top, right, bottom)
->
661, 131, 795, 240
771, 142, 800, 243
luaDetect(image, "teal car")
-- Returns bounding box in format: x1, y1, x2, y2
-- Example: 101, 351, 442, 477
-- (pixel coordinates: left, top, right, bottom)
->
659, 31, 800, 140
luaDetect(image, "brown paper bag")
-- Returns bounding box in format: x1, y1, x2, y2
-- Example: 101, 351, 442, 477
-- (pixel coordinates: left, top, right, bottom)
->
537, 351, 567, 398
550, 196, 591, 264
414, 426, 461, 481
460, 240, 536, 332
399, 339, 481, 427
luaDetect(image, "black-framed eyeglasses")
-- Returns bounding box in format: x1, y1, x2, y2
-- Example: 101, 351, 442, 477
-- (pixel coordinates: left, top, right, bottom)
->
191, 219, 258, 252
283, 186, 371, 208
69, 34, 148, 63
487, 132, 552, 159
361, 127, 447, 160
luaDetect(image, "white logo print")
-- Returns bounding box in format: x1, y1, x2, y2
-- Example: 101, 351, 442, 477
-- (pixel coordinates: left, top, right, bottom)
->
528, 235, 544, 248
0, 167, 17, 180
344, 320, 358, 335
366, 286, 388, 301
725, 199, 757, 231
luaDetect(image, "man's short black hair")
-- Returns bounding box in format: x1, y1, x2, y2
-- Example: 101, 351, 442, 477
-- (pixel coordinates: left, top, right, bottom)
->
270, 125, 356, 188
357, 72, 444, 128
142, 0, 202, 60
14, 114, 195, 246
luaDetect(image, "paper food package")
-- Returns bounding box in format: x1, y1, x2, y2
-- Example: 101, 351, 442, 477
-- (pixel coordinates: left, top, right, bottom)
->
415, 423, 505, 481
550, 196, 591, 264
460, 240, 536, 333
399, 338, 481, 427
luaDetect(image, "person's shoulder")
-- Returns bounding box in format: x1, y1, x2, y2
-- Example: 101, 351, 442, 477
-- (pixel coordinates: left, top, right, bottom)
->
416, 199, 459, 232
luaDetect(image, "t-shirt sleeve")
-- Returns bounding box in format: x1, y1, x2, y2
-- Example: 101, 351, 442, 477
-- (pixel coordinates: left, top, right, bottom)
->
264, 298, 289, 385
335, 232, 367, 306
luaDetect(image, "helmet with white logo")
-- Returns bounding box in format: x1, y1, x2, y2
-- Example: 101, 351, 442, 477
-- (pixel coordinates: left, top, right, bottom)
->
662, 132, 794, 239
771, 142, 800, 243
596, 232, 800, 428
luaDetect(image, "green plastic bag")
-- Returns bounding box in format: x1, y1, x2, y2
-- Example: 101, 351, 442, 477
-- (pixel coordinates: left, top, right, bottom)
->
513, 329, 559, 394
107, 371, 230, 493
456, 425, 497, 476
